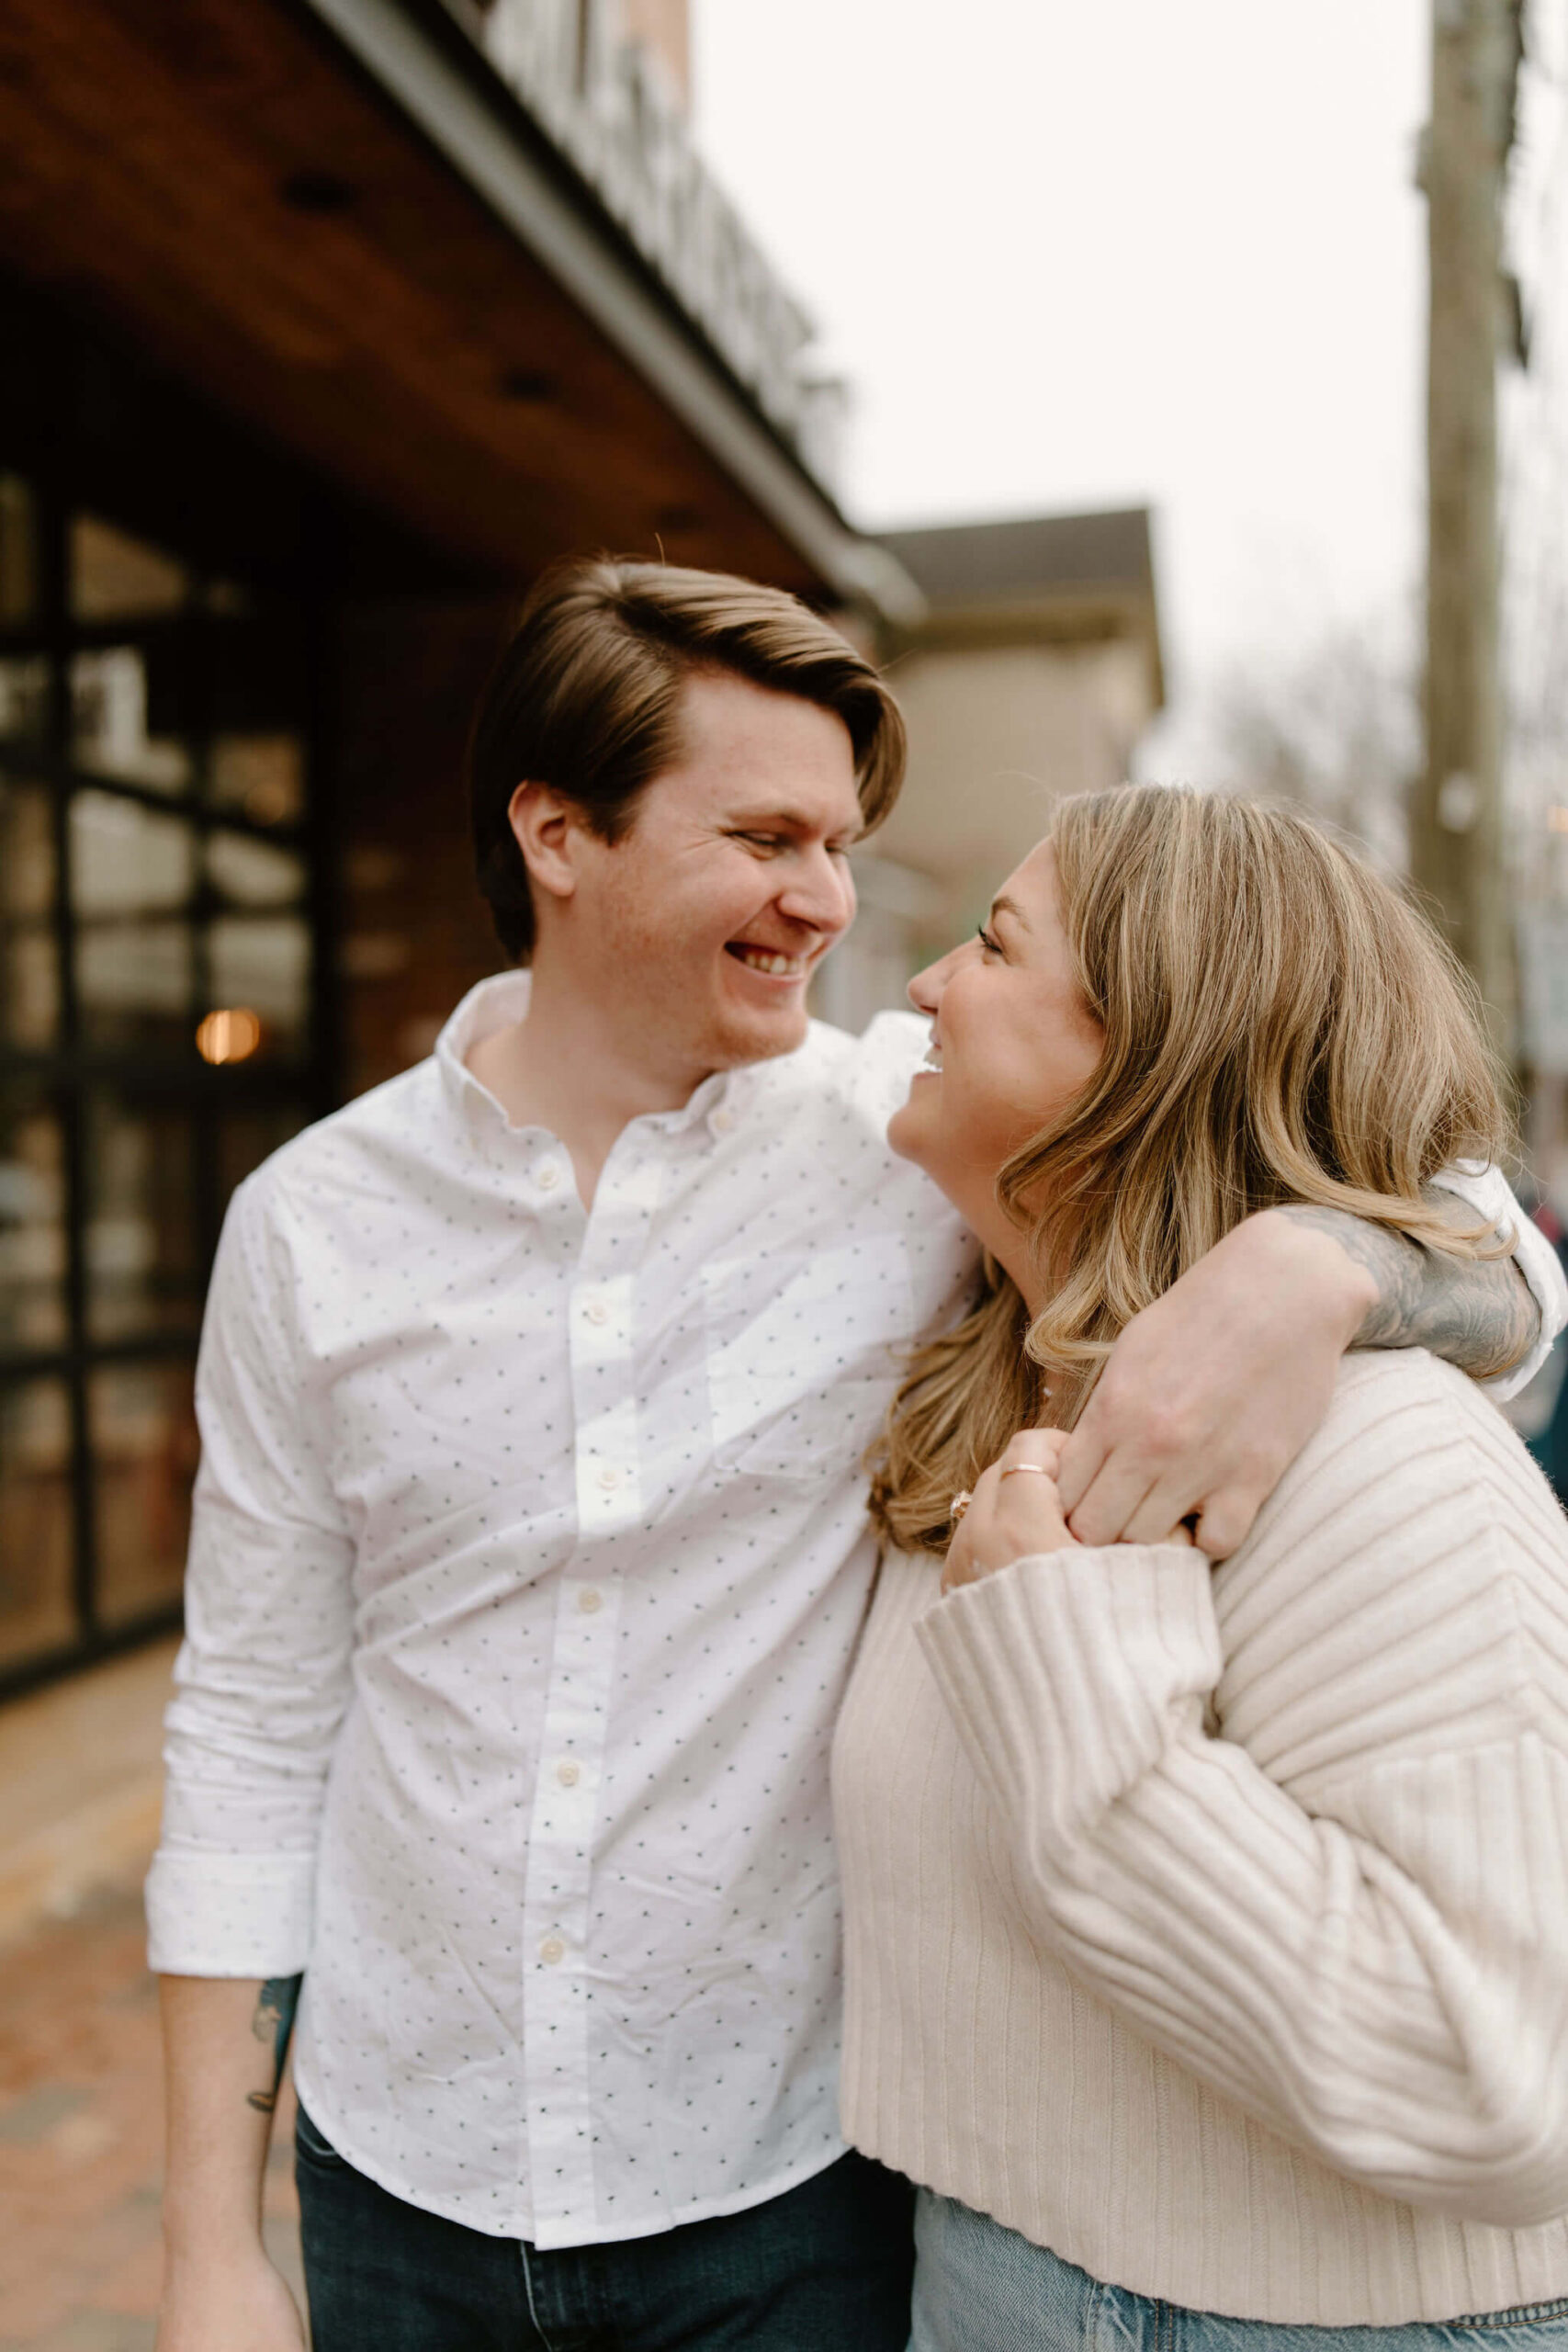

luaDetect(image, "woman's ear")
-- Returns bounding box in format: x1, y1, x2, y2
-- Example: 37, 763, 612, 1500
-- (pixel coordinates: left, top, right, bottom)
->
507, 781, 581, 910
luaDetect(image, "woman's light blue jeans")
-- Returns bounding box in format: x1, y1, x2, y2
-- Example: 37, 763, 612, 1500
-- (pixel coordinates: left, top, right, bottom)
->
910, 2188, 1568, 2351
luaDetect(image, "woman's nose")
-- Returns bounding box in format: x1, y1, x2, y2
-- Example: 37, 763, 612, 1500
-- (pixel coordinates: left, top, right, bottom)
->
908, 944, 961, 1016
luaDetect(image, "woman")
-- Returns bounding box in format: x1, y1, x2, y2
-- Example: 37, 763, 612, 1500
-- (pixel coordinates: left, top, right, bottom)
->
834, 787, 1568, 2347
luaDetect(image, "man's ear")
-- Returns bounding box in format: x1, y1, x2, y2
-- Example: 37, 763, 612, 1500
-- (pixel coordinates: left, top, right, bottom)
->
508, 781, 584, 910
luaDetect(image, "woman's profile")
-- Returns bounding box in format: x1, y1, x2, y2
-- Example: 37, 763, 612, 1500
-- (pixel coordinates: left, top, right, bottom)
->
836, 786, 1568, 2347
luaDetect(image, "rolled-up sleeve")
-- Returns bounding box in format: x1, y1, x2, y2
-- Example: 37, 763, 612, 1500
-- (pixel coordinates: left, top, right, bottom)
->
1431, 1159, 1568, 1396
145, 1170, 355, 1977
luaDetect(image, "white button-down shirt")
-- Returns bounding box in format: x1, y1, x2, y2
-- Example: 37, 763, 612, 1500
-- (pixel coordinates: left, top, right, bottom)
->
146, 974, 977, 2246
145, 972, 1565, 2249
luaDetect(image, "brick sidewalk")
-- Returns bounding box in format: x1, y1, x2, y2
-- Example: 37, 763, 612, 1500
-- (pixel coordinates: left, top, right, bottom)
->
0, 1870, 305, 2351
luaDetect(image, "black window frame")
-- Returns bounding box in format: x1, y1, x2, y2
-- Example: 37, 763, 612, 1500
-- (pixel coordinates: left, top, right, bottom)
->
0, 442, 337, 1702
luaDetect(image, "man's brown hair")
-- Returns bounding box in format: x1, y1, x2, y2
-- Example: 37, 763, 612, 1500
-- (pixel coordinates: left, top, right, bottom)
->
468, 556, 908, 962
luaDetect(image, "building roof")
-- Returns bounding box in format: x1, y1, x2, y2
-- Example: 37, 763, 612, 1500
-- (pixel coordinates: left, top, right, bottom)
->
877, 505, 1163, 706
879, 506, 1156, 612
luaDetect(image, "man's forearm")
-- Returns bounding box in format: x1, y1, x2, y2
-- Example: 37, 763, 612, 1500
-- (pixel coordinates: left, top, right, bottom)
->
159, 1973, 300, 2257
1269, 1199, 1540, 1382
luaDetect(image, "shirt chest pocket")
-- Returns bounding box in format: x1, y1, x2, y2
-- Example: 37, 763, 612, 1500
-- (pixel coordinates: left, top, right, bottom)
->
702, 1236, 914, 1480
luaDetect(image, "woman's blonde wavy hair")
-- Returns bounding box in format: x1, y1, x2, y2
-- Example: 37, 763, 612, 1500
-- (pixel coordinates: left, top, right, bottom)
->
867, 785, 1514, 1555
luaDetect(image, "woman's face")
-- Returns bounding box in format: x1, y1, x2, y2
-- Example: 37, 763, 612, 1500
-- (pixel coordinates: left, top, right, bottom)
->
887, 838, 1105, 1280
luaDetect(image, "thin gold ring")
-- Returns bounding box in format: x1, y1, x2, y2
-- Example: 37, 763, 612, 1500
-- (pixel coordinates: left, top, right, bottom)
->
998, 1463, 1055, 1481
949, 1488, 974, 1524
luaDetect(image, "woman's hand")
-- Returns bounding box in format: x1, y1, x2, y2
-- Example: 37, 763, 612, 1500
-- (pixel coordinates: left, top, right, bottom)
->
943, 1430, 1077, 1594
944, 1429, 1200, 1596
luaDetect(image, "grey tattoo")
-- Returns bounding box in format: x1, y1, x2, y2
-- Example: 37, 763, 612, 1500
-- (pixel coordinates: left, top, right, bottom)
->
246, 1973, 302, 2116
1273, 1195, 1540, 1381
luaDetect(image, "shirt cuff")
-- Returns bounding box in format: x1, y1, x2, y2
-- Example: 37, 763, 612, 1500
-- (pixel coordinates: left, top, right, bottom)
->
144, 1849, 317, 1978
1428, 1163, 1568, 1397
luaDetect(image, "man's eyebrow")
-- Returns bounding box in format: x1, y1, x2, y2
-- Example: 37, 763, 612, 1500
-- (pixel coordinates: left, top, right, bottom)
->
989, 893, 1031, 931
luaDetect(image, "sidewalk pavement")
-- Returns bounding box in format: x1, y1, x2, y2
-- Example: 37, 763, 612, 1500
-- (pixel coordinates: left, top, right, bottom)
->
0, 1641, 306, 2349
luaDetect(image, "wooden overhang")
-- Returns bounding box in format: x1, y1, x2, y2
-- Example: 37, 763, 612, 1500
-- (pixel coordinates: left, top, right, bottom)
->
0, 0, 908, 609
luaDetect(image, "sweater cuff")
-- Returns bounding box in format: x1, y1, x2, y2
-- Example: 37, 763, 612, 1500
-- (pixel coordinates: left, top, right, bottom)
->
144, 1849, 317, 1977
915, 1544, 1221, 1851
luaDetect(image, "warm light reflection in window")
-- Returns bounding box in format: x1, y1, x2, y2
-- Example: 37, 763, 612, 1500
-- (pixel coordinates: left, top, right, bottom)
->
195, 1007, 263, 1065
1549, 807, 1568, 835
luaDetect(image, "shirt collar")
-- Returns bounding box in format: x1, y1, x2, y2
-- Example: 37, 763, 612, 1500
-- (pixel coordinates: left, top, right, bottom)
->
433, 969, 768, 1146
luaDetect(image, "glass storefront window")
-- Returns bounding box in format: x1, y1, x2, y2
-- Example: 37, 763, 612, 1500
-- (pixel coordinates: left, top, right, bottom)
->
0, 1091, 66, 1351
209, 735, 306, 828
0, 410, 321, 1682
72, 792, 197, 1050
0, 475, 36, 628
71, 648, 192, 794
207, 830, 307, 910
0, 653, 49, 746
0, 1379, 75, 1669
0, 779, 59, 1049
84, 1094, 202, 1342
70, 514, 188, 624
209, 914, 311, 1057
91, 1360, 197, 1630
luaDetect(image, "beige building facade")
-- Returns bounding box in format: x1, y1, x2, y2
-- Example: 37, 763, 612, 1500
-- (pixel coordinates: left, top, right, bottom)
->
818, 509, 1165, 1031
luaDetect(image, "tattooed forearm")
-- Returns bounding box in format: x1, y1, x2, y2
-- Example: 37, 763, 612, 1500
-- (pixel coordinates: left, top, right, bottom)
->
1271, 1197, 1540, 1380
246, 1973, 302, 2116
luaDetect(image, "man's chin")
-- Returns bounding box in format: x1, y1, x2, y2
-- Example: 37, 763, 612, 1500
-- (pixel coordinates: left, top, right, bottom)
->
707, 1001, 810, 1069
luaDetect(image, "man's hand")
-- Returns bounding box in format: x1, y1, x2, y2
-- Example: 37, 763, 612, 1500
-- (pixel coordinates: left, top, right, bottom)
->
157, 2245, 306, 2352
1055, 1210, 1378, 1559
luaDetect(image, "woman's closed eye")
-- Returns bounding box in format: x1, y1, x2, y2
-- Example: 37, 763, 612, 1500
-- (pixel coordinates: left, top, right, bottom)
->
976, 924, 1003, 958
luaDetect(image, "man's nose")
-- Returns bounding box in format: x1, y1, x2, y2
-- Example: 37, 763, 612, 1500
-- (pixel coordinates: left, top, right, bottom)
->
776, 847, 855, 937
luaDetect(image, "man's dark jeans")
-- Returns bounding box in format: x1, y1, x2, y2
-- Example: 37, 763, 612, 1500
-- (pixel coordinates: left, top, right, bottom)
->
295, 2101, 915, 2351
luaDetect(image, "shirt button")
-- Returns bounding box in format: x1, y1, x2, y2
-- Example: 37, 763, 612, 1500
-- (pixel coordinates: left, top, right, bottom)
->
596, 1464, 621, 1490
583, 1297, 610, 1326
712, 1108, 735, 1134
556, 1758, 581, 1788
536, 1161, 563, 1191
539, 1935, 566, 1965
577, 1587, 603, 1615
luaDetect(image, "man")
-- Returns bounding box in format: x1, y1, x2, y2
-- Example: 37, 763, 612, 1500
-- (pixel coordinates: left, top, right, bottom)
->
150, 560, 1562, 2351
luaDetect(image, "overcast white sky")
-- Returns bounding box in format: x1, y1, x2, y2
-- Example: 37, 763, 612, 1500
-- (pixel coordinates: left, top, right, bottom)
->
692, 2, 1433, 769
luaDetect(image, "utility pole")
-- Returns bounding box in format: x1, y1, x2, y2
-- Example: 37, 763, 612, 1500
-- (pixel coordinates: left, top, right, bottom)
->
1413, 0, 1524, 1058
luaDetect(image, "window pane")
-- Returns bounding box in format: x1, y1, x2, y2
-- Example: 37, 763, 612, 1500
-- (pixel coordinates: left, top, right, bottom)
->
209, 735, 306, 828
71, 649, 192, 793
84, 1095, 202, 1343
91, 1360, 196, 1629
0, 653, 49, 747
0, 1379, 75, 1669
208, 915, 310, 1057
0, 475, 37, 628
207, 831, 306, 910
0, 778, 58, 1049
72, 793, 197, 1050
0, 1092, 66, 1352
70, 514, 188, 624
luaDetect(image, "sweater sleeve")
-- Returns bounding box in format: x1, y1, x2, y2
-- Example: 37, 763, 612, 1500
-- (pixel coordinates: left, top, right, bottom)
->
144, 1170, 355, 1978
916, 1533, 1568, 2228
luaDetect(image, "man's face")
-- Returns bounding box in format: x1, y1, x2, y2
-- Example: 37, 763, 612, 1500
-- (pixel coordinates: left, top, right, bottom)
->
552, 671, 864, 1080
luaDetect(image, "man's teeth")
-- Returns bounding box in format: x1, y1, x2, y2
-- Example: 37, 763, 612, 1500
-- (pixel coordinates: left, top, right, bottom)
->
733, 947, 801, 976
920, 1045, 942, 1071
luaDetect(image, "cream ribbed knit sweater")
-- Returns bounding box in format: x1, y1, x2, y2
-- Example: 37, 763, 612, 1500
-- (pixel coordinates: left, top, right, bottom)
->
834, 1351, 1568, 2325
